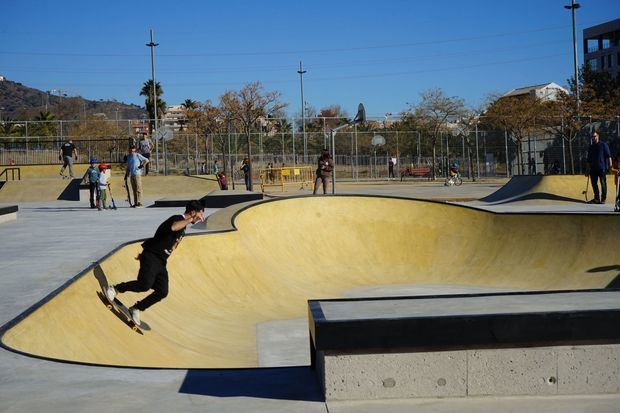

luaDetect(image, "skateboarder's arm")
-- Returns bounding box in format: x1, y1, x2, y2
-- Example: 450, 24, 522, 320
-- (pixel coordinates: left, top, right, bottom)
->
171, 211, 204, 231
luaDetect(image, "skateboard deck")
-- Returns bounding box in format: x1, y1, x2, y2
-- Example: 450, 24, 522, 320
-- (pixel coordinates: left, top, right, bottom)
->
124, 176, 133, 207
98, 290, 143, 333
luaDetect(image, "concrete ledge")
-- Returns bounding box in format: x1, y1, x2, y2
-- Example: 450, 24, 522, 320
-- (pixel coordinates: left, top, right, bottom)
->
0, 205, 18, 224
153, 190, 263, 208
201, 190, 263, 208
318, 344, 620, 400
309, 290, 620, 401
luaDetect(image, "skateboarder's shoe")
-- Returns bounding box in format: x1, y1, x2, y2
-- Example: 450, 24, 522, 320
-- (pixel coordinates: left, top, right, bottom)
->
105, 286, 117, 302
129, 308, 140, 325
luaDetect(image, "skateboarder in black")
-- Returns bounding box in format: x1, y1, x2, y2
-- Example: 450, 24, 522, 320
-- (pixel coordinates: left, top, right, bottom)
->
105, 200, 205, 324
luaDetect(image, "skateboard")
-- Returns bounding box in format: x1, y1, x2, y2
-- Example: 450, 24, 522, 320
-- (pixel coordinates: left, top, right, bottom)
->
99, 289, 143, 333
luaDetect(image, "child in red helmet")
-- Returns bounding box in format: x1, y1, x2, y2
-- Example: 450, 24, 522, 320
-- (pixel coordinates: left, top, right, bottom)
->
97, 164, 110, 210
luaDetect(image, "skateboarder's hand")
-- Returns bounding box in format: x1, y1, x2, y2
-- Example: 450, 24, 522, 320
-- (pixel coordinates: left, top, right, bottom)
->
191, 210, 205, 223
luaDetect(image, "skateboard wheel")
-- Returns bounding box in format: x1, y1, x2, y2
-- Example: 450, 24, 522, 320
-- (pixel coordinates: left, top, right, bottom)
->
132, 326, 138, 331
106, 304, 112, 309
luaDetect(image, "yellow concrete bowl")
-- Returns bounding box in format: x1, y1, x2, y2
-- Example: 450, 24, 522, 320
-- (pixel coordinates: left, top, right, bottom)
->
1, 196, 617, 368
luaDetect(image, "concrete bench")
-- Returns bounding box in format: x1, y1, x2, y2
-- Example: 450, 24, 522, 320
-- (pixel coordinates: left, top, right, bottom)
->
308, 290, 620, 401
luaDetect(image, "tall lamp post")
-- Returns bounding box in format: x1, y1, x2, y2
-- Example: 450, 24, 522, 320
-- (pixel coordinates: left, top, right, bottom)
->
146, 29, 160, 173
564, 1, 581, 112
297, 61, 307, 164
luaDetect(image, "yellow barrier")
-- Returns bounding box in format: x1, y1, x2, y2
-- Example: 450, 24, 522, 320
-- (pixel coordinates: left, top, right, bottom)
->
259, 166, 314, 192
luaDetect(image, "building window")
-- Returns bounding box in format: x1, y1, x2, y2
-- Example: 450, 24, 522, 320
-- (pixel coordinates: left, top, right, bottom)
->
587, 38, 598, 53
601, 38, 611, 49
588, 58, 598, 70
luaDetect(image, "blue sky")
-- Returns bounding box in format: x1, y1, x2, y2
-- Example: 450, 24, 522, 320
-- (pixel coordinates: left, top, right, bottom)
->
1, 0, 618, 118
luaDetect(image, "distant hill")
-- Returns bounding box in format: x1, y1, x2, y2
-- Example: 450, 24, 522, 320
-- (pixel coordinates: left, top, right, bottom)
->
0, 78, 146, 120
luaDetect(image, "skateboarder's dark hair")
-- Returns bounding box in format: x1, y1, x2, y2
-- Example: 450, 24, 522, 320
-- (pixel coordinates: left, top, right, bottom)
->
185, 200, 204, 213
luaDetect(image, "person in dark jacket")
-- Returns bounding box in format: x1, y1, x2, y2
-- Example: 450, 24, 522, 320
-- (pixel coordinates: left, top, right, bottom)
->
104, 200, 205, 325
586, 131, 612, 204
83, 157, 100, 209
313, 149, 334, 195
241, 157, 252, 191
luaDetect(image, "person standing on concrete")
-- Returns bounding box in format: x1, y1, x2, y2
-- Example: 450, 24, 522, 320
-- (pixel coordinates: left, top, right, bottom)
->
59, 139, 78, 179
313, 149, 334, 195
586, 131, 612, 204
212, 159, 220, 175
84, 157, 100, 209
138, 134, 153, 176
125, 145, 149, 208
388, 157, 395, 180
105, 200, 205, 325
241, 157, 252, 191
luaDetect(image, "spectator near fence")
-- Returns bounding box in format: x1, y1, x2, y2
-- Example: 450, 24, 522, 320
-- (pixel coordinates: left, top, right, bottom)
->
313, 149, 334, 195
241, 157, 252, 191
586, 131, 612, 204
59, 139, 78, 179
126, 145, 149, 208
138, 134, 153, 176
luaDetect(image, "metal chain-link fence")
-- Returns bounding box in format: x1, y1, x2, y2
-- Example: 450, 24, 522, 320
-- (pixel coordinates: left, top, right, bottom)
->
1, 117, 619, 180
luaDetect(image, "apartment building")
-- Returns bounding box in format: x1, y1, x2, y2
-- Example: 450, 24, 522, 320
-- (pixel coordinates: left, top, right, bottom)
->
583, 18, 620, 78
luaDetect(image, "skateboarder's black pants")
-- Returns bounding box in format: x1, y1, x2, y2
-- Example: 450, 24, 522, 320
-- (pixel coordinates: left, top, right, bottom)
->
115, 250, 168, 311
590, 171, 607, 202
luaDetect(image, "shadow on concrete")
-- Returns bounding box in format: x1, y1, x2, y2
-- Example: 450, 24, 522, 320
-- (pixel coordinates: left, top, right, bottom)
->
491, 192, 585, 205
587, 265, 620, 289
57, 179, 81, 201
178, 367, 323, 402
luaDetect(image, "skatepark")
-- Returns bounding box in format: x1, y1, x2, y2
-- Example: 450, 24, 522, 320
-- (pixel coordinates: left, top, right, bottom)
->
1, 172, 619, 412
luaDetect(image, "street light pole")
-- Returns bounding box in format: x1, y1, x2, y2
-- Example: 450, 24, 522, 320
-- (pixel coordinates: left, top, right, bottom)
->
297, 61, 307, 164
564, 0, 581, 112
146, 29, 160, 174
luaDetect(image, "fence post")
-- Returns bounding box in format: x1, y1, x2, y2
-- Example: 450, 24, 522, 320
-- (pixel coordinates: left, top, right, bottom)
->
504, 129, 509, 177
354, 124, 358, 181
475, 123, 480, 179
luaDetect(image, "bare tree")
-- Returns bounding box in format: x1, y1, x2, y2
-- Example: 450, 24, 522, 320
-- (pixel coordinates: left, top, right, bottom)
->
218, 82, 287, 157
415, 88, 467, 179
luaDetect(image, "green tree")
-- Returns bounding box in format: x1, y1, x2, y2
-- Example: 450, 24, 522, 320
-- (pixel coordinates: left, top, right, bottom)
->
32, 111, 58, 139
543, 64, 618, 174
139, 80, 167, 128
483, 94, 547, 175
181, 99, 198, 110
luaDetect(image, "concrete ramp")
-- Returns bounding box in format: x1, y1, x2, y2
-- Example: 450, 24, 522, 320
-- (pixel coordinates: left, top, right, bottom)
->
0, 178, 81, 203
480, 175, 608, 204
1, 196, 619, 368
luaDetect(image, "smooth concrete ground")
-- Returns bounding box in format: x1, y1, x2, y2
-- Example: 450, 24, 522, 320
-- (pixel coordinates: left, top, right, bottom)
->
1, 181, 619, 412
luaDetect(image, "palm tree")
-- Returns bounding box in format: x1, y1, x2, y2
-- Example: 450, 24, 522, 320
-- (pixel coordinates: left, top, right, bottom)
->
181, 99, 198, 110
33, 111, 58, 139
139, 80, 166, 127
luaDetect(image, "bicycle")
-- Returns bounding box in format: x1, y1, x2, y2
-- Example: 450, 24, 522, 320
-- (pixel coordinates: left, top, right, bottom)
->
444, 172, 463, 186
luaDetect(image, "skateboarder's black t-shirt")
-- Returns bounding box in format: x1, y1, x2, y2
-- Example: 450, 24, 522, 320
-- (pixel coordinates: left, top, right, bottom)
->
61, 142, 75, 157
142, 215, 185, 260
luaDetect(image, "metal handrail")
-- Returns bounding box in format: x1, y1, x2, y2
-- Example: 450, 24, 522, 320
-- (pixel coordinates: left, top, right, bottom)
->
0, 167, 21, 181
